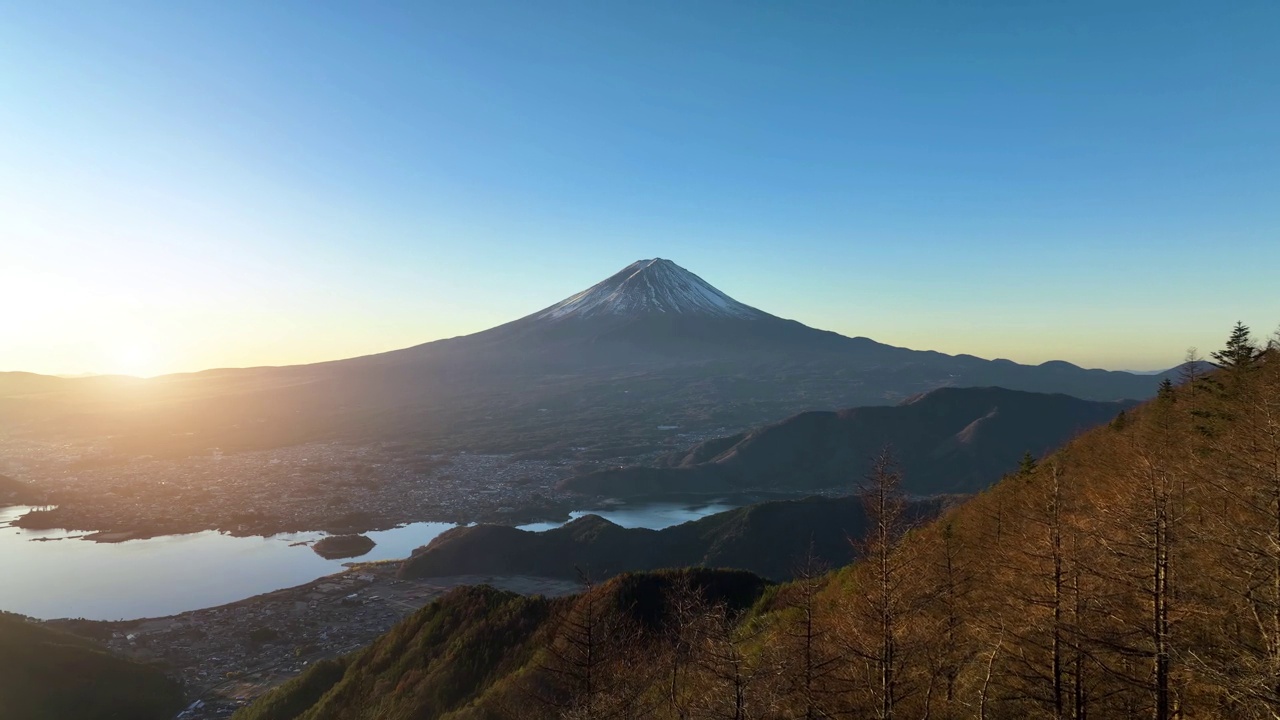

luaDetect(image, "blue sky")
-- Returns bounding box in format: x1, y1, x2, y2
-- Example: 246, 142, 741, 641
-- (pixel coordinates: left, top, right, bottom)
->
1, 0, 1277, 375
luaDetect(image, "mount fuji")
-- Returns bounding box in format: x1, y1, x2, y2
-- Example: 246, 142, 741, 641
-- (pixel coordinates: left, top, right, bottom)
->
2, 258, 1173, 457
370, 257, 901, 365
536, 258, 766, 321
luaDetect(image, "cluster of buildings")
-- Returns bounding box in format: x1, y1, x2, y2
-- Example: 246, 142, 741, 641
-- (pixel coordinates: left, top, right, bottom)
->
0, 421, 741, 541
108, 569, 398, 717
0, 417, 746, 540
0, 436, 588, 537
80, 567, 580, 719
0, 426, 736, 717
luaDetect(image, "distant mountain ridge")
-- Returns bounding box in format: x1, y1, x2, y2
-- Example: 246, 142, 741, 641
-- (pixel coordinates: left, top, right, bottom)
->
561, 386, 1135, 497
1, 259, 1171, 456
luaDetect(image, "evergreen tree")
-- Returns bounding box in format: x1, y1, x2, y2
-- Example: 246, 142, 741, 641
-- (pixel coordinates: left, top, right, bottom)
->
1211, 322, 1260, 370
1019, 452, 1038, 476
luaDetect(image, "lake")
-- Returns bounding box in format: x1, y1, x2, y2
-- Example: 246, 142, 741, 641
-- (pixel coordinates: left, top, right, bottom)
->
515, 500, 736, 532
0, 501, 736, 621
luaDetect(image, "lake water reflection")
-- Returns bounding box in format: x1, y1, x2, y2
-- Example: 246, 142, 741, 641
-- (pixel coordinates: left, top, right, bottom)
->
0, 500, 733, 621
517, 501, 737, 532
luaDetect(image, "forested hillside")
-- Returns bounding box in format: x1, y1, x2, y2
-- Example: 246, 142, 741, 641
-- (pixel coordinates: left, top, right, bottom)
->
240, 325, 1280, 719
400, 495, 944, 582
0, 611, 184, 720
232, 570, 770, 720
562, 386, 1135, 497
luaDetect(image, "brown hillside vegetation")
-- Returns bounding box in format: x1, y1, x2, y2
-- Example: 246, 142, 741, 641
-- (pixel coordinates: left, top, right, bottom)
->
239, 326, 1280, 719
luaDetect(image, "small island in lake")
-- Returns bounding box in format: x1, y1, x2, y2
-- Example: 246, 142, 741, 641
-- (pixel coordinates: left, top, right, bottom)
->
312, 534, 376, 560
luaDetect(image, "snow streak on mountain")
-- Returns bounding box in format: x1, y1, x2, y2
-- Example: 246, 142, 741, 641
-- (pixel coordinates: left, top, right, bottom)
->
537, 259, 766, 321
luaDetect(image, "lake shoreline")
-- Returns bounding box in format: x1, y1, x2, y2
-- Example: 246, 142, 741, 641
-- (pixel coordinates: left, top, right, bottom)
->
0, 499, 748, 621
5, 489, 812, 544
8, 497, 584, 544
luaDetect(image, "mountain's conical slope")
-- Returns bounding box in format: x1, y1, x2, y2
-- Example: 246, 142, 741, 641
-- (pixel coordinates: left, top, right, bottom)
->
402, 257, 843, 362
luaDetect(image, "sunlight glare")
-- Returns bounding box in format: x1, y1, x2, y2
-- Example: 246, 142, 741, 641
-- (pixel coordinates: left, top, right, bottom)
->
106, 339, 162, 378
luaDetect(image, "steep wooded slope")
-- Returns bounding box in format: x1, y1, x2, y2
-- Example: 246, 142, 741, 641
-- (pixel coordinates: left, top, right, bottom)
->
233, 570, 769, 720
399, 495, 944, 582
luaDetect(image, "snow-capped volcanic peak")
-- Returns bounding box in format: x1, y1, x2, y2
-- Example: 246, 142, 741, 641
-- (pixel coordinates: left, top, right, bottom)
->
539, 259, 766, 321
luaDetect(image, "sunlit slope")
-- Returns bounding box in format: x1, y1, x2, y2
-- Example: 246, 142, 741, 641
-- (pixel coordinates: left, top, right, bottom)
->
232, 570, 768, 720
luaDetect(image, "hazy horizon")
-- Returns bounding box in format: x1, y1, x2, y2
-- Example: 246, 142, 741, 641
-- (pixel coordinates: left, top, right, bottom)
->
3, 1, 1277, 376
1, 254, 1237, 379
